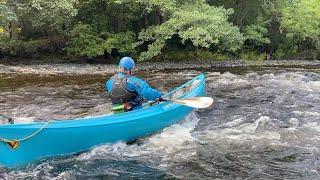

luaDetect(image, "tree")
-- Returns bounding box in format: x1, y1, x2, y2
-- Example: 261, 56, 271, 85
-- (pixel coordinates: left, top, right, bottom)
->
28, 0, 78, 32
0, 0, 19, 40
64, 0, 140, 58
281, 0, 320, 48
66, 23, 136, 58
133, 0, 244, 60
66, 23, 105, 58
0, 1, 17, 28
26, 0, 78, 50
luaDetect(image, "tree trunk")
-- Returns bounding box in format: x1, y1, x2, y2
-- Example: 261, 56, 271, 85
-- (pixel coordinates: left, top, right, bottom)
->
116, 5, 124, 32
144, 15, 148, 28
9, 22, 12, 39
155, 9, 163, 25
235, 0, 246, 31
9, 21, 19, 40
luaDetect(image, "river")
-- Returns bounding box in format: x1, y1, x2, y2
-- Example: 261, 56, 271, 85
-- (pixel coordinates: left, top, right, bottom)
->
1, 66, 320, 179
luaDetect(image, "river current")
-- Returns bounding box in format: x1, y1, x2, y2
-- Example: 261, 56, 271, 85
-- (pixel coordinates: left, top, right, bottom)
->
1, 67, 320, 179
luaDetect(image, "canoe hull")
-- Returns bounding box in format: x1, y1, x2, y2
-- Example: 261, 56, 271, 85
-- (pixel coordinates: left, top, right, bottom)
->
0, 74, 206, 166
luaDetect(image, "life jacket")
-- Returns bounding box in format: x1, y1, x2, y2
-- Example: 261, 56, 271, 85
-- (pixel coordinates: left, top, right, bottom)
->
109, 75, 137, 104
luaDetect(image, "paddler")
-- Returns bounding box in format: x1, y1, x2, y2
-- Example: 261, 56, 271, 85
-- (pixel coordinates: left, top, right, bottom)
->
106, 57, 165, 113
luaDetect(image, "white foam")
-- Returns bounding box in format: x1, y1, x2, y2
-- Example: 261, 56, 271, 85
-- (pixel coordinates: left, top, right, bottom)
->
308, 81, 320, 91
293, 111, 320, 117
12, 116, 36, 124
144, 112, 199, 154
197, 116, 281, 143
78, 112, 200, 162
288, 118, 300, 127
6, 162, 54, 179
224, 118, 244, 127
213, 72, 250, 86
302, 122, 320, 133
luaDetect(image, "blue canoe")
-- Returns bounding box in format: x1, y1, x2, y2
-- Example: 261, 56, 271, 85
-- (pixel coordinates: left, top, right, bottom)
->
0, 74, 206, 167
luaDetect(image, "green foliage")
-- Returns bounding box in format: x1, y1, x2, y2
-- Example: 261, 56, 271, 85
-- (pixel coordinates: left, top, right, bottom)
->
208, 0, 264, 29
273, 42, 298, 60
103, 31, 136, 55
66, 23, 105, 58
244, 24, 270, 46
281, 0, 320, 43
0, 0, 319, 61
76, 0, 141, 33
276, 0, 319, 59
8, 40, 38, 57
28, 0, 78, 33
295, 50, 319, 60
240, 51, 265, 62
66, 23, 136, 58
0, 33, 11, 54
0, 1, 17, 26
152, 49, 230, 62
212, 53, 230, 61
137, 2, 244, 60
0, 33, 49, 57
153, 50, 197, 61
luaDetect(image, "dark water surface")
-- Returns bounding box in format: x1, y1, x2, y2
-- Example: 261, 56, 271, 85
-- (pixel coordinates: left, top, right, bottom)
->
1, 67, 320, 179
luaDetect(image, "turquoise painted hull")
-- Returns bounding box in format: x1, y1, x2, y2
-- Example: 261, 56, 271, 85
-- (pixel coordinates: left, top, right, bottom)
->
0, 74, 206, 167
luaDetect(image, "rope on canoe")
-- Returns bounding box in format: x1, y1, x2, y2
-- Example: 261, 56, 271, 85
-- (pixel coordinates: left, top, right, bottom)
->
0, 120, 52, 143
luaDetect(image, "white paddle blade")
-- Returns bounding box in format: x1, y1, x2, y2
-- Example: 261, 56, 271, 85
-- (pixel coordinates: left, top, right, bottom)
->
172, 97, 213, 108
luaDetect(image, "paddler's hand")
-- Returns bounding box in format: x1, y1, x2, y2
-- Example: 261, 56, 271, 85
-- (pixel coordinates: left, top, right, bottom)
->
157, 97, 167, 102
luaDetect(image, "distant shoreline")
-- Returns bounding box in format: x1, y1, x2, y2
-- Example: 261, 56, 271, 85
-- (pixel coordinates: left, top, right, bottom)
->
1, 60, 320, 75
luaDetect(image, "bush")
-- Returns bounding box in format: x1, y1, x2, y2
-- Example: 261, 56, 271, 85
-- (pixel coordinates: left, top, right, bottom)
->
0, 34, 11, 56
66, 23, 137, 59
151, 49, 231, 62
294, 50, 319, 60
66, 23, 105, 58
273, 43, 298, 60
152, 50, 193, 61
211, 53, 231, 61
240, 51, 265, 63
9, 39, 48, 58
0, 35, 49, 58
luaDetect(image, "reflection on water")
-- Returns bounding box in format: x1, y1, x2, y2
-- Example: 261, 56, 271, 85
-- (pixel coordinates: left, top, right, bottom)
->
1, 67, 320, 179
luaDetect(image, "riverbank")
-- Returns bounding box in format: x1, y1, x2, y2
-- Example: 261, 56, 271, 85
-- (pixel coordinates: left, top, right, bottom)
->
1, 60, 320, 75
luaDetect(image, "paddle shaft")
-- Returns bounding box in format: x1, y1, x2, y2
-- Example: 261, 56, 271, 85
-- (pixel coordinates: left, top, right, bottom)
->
151, 97, 213, 109
0, 114, 14, 124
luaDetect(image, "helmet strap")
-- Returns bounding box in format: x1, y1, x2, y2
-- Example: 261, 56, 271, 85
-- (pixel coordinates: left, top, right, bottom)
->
119, 66, 133, 75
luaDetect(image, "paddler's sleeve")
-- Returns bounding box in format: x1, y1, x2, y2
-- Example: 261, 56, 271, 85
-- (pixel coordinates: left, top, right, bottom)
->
127, 76, 163, 101
105, 79, 113, 93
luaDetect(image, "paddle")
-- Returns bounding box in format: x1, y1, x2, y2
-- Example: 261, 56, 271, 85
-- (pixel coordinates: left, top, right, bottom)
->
0, 114, 14, 124
167, 97, 213, 108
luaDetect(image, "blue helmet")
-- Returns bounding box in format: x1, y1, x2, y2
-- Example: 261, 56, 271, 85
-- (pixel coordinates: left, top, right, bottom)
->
119, 57, 135, 70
